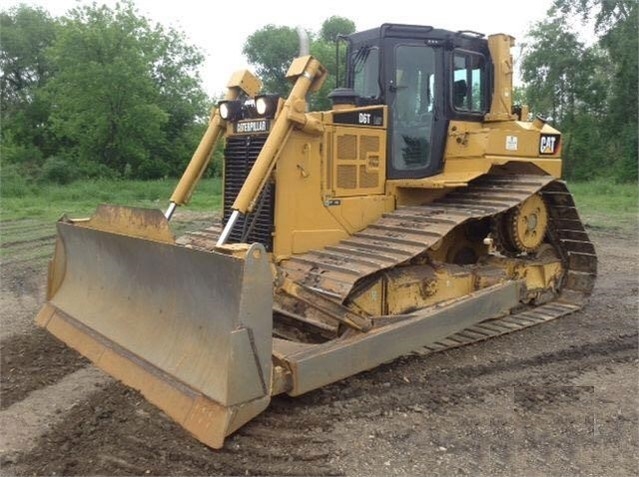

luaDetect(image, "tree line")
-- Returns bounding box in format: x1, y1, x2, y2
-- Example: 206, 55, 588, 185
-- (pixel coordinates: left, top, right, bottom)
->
520, 0, 637, 182
1, 1, 207, 184
0, 2, 353, 186
1, 0, 636, 185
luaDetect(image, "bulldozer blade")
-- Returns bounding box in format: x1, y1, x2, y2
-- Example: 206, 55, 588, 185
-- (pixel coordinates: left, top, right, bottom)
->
35, 206, 273, 449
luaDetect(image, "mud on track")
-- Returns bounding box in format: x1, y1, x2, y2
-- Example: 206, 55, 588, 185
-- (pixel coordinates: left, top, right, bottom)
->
0, 215, 637, 476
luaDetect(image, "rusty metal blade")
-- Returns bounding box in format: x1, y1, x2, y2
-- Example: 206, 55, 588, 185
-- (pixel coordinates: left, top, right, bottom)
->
36, 207, 273, 448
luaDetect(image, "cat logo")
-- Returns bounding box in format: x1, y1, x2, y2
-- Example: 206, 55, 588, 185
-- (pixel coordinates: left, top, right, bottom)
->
540, 134, 561, 155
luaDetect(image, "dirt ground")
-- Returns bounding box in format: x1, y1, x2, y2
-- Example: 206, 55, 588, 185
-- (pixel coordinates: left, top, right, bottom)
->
0, 216, 637, 476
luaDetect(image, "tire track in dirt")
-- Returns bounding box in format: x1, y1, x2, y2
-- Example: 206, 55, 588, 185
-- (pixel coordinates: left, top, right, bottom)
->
0, 217, 54, 233
7, 324, 635, 476
328, 326, 638, 476
0, 260, 47, 340
1, 329, 89, 410
0, 367, 111, 465
1, 242, 55, 266
0, 221, 54, 243
8, 382, 344, 476
0, 220, 47, 232
0, 221, 56, 267
2, 254, 55, 268
1, 234, 56, 249
272, 329, 638, 424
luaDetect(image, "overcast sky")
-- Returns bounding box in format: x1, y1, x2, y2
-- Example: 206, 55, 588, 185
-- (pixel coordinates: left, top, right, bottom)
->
5, 0, 560, 96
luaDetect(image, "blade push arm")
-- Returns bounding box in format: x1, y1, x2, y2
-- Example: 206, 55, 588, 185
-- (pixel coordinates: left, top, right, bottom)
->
165, 71, 262, 220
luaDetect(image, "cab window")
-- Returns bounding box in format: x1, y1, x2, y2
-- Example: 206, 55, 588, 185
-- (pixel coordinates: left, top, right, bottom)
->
352, 46, 380, 99
452, 51, 487, 113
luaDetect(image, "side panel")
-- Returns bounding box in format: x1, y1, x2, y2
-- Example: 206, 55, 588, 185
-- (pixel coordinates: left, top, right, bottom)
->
272, 129, 393, 260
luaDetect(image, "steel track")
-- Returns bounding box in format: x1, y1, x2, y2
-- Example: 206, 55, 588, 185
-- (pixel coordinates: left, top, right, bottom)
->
177, 174, 597, 354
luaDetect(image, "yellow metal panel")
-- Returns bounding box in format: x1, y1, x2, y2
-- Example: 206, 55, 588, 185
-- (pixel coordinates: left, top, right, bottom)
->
387, 117, 563, 199
285, 56, 327, 92
326, 195, 394, 233
79, 205, 175, 243
325, 105, 389, 129
445, 120, 562, 160
484, 156, 562, 177
486, 129, 540, 157
485, 34, 517, 122
286, 56, 314, 78
349, 279, 385, 316
272, 129, 392, 260
226, 70, 262, 96
445, 122, 488, 158
272, 133, 335, 259
231, 57, 325, 215
386, 267, 476, 315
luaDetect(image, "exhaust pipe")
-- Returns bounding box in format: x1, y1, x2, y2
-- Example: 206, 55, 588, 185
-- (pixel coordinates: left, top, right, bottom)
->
297, 26, 309, 56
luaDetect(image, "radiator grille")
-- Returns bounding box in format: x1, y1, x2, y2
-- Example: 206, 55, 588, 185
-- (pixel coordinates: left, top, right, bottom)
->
337, 134, 358, 159
359, 135, 380, 160
334, 132, 382, 193
359, 165, 379, 188
337, 164, 358, 189
222, 134, 274, 251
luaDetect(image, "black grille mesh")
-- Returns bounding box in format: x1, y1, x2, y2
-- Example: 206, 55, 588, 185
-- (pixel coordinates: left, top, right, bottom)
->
222, 134, 275, 251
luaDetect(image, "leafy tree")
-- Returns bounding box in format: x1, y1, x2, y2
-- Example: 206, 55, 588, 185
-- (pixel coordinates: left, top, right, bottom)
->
597, 3, 638, 181
549, 0, 638, 181
520, 17, 607, 179
146, 24, 208, 176
520, 1, 638, 182
0, 5, 56, 107
552, 0, 635, 33
521, 18, 588, 123
43, 1, 207, 179
242, 17, 356, 110
0, 5, 58, 167
319, 16, 355, 42
312, 16, 355, 108
242, 25, 299, 96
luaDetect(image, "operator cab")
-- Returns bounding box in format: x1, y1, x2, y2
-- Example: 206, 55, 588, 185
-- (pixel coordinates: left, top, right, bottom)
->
342, 24, 492, 180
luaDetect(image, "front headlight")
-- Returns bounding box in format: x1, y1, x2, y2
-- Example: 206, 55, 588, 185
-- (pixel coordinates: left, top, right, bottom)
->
219, 102, 230, 119
255, 97, 268, 115
217, 100, 242, 121
255, 95, 280, 118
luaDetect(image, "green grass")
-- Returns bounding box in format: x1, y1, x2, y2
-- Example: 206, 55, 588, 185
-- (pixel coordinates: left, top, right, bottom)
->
1, 178, 222, 222
567, 180, 638, 233
1, 176, 636, 234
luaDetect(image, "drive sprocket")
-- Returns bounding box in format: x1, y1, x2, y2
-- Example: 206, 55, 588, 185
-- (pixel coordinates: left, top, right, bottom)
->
492, 193, 548, 255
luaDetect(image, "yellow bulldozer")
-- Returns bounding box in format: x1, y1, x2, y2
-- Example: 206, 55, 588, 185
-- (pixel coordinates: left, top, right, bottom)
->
36, 24, 597, 449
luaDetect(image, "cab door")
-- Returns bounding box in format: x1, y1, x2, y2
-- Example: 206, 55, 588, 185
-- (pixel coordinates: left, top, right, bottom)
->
385, 42, 447, 179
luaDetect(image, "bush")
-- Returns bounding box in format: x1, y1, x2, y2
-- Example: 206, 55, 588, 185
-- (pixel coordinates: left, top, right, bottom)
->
74, 160, 119, 180
614, 125, 638, 183
137, 158, 169, 180
1, 143, 44, 166
41, 156, 76, 184
0, 143, 45, 181
0, 163, 35, 197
